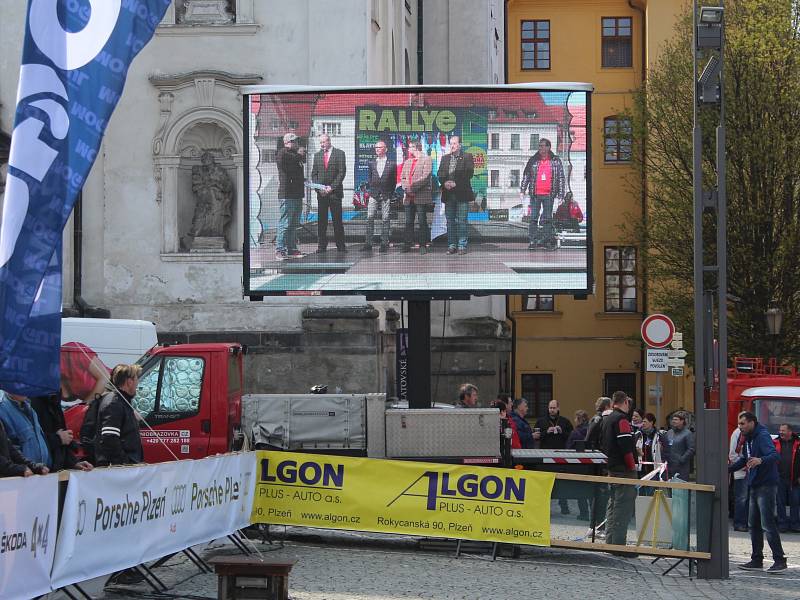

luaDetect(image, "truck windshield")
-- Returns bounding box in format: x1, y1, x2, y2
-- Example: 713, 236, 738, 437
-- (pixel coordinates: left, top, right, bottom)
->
752, 398, 800, 435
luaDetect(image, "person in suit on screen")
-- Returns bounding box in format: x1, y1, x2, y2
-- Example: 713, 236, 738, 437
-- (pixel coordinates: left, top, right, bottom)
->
311, 134, 347, 253
363, 139, 396, 253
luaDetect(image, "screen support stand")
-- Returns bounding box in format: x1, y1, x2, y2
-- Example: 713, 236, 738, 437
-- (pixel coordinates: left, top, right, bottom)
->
407, 300, 432, 408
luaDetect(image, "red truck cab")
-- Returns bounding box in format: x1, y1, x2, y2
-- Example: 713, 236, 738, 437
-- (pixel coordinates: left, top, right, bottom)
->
715, 357, 800, 436
65, 342, 244, 463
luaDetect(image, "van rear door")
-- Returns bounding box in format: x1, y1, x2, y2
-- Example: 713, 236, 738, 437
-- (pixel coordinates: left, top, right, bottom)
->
132, 351, 211, 462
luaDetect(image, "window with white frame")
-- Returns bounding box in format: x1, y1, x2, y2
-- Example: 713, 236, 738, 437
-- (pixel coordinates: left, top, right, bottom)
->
605, 246, 637, 312
321, 122, 342, 136
523, 294, 554, 312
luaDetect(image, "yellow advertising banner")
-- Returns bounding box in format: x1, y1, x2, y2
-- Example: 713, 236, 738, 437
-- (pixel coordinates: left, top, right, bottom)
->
251, 451, 555, 546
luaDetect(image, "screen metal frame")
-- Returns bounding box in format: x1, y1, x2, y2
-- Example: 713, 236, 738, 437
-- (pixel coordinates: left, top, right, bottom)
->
242, 84, 593, 300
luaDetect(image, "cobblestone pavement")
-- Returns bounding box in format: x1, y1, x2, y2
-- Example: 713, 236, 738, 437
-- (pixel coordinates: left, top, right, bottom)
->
47, 523, 800, 600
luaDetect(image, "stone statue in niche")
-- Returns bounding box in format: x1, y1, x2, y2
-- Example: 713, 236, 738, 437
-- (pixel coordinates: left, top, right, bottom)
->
188, 151, 233, 251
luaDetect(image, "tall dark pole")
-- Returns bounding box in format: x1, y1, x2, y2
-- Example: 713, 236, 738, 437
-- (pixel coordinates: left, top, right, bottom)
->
693, 1, 729, 580
407, 300, 432, 408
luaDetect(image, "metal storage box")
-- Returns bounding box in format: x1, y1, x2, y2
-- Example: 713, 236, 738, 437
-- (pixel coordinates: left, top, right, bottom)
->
243, 394, 383, 451
384, 408, 500, 458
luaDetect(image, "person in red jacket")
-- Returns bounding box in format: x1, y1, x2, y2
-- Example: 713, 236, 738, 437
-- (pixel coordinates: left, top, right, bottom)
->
491, 398, 521, 450
774, 423, 800, 532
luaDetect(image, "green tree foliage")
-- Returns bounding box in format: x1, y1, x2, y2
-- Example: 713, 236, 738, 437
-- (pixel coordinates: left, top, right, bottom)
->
627, 0, 800, 362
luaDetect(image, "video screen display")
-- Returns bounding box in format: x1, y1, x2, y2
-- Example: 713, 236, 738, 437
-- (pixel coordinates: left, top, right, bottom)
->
243, 85, 591, 297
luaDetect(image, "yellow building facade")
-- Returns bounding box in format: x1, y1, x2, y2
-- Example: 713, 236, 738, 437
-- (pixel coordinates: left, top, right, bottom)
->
505, 0, 689, 424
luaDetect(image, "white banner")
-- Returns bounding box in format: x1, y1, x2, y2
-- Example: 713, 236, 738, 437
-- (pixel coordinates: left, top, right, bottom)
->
51, 452, 255, 589
0, 474, 59, 600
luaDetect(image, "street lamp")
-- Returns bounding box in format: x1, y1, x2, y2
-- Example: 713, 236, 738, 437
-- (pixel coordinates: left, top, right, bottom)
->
766, 306, 783, 336
766, 306, 783, 361
699, 6, 725, 24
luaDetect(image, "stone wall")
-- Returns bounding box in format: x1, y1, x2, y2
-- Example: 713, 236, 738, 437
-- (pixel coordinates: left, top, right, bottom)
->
160, 305, 381, 394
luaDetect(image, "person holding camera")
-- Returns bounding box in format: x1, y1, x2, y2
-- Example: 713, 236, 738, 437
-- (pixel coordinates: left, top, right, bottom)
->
275, 132, 306, 260
31, 392, 93, 471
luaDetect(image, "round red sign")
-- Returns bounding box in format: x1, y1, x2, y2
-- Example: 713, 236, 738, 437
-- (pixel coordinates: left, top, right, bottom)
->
641, 314, 675, 348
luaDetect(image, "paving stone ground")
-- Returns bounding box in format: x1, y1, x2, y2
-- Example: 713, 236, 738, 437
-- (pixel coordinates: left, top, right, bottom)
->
47, 523, 800, 600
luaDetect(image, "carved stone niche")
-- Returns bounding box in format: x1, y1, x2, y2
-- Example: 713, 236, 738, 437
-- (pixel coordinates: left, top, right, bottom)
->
178, 0, 235, 25
149, 70, 262, 256
177, 123, 237, 251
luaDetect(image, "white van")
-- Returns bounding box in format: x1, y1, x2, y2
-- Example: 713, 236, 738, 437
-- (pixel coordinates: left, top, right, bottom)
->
61, 318, 158, 367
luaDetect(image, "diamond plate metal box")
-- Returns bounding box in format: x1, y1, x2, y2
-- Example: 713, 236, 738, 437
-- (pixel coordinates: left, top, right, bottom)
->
385, 409, 500, 458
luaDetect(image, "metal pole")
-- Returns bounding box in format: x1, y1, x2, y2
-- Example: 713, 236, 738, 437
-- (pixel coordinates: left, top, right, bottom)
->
407, 300, 432, 408
691, 0, 706, 518
713, 10, 730, 572
694, 0, 729, 579
712, 120, 730, 579
656, 371, 662, 427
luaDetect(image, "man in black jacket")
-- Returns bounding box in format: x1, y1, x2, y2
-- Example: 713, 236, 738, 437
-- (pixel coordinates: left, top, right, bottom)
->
363, 139, 396, 253
601, 390, 637, 548
95, 365, 144, 466
534, 399, 573, 514
311, 134, 347, 253
275, 132, 306, 261
534, 399, 573, 449
0, 420, 48, 477
585, 396, 612, 451
437, 136, 474, 255
31, 393, 92, 471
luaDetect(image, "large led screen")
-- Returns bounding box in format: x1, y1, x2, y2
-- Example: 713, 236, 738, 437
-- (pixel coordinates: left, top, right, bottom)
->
243, 85, 592, 297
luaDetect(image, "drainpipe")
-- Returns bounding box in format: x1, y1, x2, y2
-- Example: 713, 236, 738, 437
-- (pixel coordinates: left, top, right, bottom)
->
417, 0, 423, 84
504, 2, 513, 397
629, 0, 648, 409
503, 0, 509, 83
506, 295, 517, 398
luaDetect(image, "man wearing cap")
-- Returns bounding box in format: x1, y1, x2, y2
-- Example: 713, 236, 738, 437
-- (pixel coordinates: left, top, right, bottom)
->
275, 132, 306, 260
311, 134, 347, 253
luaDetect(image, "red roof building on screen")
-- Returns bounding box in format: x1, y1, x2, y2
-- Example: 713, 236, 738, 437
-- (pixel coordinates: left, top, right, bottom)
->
312, 91, 569, 124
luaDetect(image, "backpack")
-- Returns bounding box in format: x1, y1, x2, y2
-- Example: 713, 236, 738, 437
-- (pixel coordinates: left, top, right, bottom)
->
79, 392, 112, 464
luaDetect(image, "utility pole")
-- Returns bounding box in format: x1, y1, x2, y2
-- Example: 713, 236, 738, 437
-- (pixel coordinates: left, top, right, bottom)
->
692, 2, 729, 580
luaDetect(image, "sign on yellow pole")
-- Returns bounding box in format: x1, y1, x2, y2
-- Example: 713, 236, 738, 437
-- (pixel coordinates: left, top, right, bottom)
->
251, 451, 555, 546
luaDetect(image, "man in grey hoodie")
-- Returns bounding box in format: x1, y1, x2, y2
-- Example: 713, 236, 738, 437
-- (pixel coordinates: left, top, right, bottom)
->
666, 411, 695, 480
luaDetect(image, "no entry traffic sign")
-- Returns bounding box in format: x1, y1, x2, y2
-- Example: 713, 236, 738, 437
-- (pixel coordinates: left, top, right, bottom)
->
641, 314, 675, 348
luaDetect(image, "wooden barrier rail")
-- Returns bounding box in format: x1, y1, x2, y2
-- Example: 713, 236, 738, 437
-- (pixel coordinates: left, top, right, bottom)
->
553, 472, 715, 492
549, 471, 714, 561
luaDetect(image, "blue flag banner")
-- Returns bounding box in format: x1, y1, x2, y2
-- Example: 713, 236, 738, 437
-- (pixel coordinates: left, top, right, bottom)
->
0, 0, 171, 395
